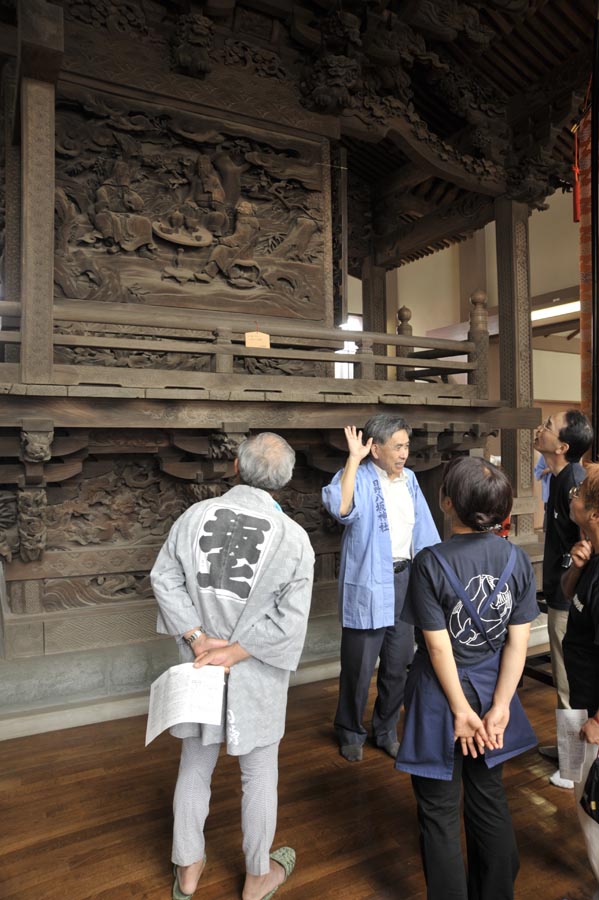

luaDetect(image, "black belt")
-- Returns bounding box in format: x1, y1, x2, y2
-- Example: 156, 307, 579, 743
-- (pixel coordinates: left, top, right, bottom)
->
393, 559, 411, 574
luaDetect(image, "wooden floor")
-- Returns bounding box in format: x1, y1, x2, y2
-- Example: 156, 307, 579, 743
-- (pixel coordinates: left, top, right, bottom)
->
0, 676, 595, 900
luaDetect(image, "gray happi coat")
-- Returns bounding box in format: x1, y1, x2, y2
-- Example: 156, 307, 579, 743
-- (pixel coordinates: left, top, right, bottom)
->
151, 484, 315, 755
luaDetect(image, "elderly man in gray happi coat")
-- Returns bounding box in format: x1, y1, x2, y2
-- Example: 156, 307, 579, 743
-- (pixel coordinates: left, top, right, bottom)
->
151, 432, 314, 900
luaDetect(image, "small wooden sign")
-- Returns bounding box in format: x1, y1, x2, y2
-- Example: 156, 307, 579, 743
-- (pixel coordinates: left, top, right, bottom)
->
244, 330, 271, 348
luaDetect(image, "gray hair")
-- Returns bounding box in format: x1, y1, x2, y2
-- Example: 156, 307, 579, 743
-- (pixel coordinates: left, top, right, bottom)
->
237, 432, 295, 490
363, 414, 412, 445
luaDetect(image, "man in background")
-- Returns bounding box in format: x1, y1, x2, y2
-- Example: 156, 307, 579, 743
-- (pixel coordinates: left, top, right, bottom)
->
534, 409, 593, 788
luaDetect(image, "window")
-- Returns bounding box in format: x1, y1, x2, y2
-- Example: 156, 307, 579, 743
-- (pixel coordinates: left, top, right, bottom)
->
335, 315, 362, 379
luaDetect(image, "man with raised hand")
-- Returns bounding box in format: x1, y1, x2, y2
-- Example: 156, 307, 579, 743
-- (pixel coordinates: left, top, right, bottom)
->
322, 414, 440, 762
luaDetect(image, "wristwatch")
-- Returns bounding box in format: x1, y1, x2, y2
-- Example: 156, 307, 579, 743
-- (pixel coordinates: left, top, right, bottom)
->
183, 626, 206, 646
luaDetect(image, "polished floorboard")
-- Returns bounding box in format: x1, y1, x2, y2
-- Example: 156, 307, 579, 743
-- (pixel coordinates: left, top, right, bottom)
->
0, 676, 595, 900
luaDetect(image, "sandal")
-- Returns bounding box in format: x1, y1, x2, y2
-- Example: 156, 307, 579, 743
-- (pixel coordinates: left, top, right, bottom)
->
260, 846, 296, 900
172, 854, 207, 900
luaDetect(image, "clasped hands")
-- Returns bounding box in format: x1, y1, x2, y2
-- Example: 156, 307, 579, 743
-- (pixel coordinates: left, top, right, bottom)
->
454, 702, 510, 758
188, 632, 250, 674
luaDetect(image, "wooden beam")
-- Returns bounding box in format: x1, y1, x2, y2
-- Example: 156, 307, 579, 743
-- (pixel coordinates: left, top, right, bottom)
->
532, 335, 580, 353
375, 196, 494, 267
532, 317, 579, 338
375, 163, 430, 199
530, 284, 579, 309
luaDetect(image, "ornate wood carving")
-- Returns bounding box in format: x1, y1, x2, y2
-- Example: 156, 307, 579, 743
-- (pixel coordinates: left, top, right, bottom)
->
54, 87, 330, 323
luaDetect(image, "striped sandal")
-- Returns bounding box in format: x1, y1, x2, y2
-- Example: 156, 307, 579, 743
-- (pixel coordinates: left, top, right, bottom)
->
260, 847, 296, 900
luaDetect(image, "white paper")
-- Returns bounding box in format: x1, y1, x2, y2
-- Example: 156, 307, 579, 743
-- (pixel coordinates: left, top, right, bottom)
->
556, 708, 589, 781
145, 663, 225, 746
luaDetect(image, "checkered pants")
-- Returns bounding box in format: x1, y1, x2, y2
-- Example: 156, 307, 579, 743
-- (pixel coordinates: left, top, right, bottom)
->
172, 738, 279, 876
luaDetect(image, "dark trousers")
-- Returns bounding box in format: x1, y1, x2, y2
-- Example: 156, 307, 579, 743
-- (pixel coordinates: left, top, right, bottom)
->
334, 567, 413, 747
411, 753, 519, 900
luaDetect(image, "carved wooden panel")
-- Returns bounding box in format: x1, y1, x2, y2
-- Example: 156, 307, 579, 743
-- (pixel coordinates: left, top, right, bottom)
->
55, 86, 332, 323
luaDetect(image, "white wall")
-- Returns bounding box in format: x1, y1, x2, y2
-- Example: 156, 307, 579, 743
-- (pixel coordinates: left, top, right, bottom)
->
391, 244, 461, 337
484, 190, 580, 308
347, 274, 362, 316
533, 349, 581, 402
529, 190, 580, 295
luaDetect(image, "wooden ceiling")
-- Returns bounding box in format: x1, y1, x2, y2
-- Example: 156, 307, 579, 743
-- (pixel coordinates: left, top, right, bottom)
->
0, 0, 594, 267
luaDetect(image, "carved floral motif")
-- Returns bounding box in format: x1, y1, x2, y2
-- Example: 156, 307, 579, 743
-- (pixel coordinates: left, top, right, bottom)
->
216, 40, 287, 80
65, 0, 148, 36
54, 345, 211, 371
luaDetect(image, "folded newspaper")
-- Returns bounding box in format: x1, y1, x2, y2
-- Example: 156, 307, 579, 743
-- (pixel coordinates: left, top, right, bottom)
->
145, 663, 226, 746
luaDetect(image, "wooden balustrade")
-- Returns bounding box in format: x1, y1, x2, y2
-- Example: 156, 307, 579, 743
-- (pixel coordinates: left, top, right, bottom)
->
0, 294, 488, 400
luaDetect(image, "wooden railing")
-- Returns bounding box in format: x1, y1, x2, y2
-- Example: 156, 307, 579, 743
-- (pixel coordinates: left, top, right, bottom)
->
0, 290, 490, 401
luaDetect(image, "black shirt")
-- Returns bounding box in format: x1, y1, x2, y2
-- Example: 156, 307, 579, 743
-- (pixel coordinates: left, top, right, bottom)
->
563, 554, 599, 717
403, 532, 538, 666
543, 462, 586, 611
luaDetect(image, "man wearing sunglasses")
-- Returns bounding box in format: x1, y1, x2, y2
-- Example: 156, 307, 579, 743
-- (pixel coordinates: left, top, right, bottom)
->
533, 409, 593, 788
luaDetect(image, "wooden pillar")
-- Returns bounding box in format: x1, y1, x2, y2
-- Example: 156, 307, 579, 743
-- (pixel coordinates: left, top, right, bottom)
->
18, 0, 63, 383
396, 305, 412, 382
495, 197, 535, 541
2, 62, 20, 305
467, 289, 489, 400
361, 256, 386, 379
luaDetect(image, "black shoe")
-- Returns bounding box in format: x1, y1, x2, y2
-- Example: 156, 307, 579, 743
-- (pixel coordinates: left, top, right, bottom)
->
539, 745, 559, 761
377, 739, 400, 759
340, 744, 363, 762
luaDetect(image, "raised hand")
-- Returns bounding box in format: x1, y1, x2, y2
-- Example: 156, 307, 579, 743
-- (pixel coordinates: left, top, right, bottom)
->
570, 539, 593, 569
344, 425, 373, 461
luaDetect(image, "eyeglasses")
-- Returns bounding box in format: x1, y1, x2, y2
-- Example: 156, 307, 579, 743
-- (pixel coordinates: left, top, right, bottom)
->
569, 484, 583, 501
538, 417, 560, 436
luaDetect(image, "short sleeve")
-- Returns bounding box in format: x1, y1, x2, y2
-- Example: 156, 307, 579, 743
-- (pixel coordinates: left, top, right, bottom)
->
402, 549, 447, 631
507, 549, 539, 626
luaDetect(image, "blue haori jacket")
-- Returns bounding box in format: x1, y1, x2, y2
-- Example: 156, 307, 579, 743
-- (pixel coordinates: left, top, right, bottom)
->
321, 461, 440, 629
395, 649, 537, 780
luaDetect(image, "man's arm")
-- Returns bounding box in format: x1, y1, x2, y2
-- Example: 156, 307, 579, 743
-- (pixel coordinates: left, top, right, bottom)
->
338, 425, 372, 516
561, 539, 593, 600
238, 541, 315, 671
423, 628, 487, 756
150, 519, 227, 654
482, 623, 530, 749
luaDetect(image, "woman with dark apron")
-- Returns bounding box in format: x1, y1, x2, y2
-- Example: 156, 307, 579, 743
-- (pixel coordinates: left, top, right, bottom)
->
396, 456, 538, 900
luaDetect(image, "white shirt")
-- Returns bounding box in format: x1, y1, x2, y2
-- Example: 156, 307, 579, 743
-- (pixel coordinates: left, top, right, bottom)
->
373, 463, 415, 560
